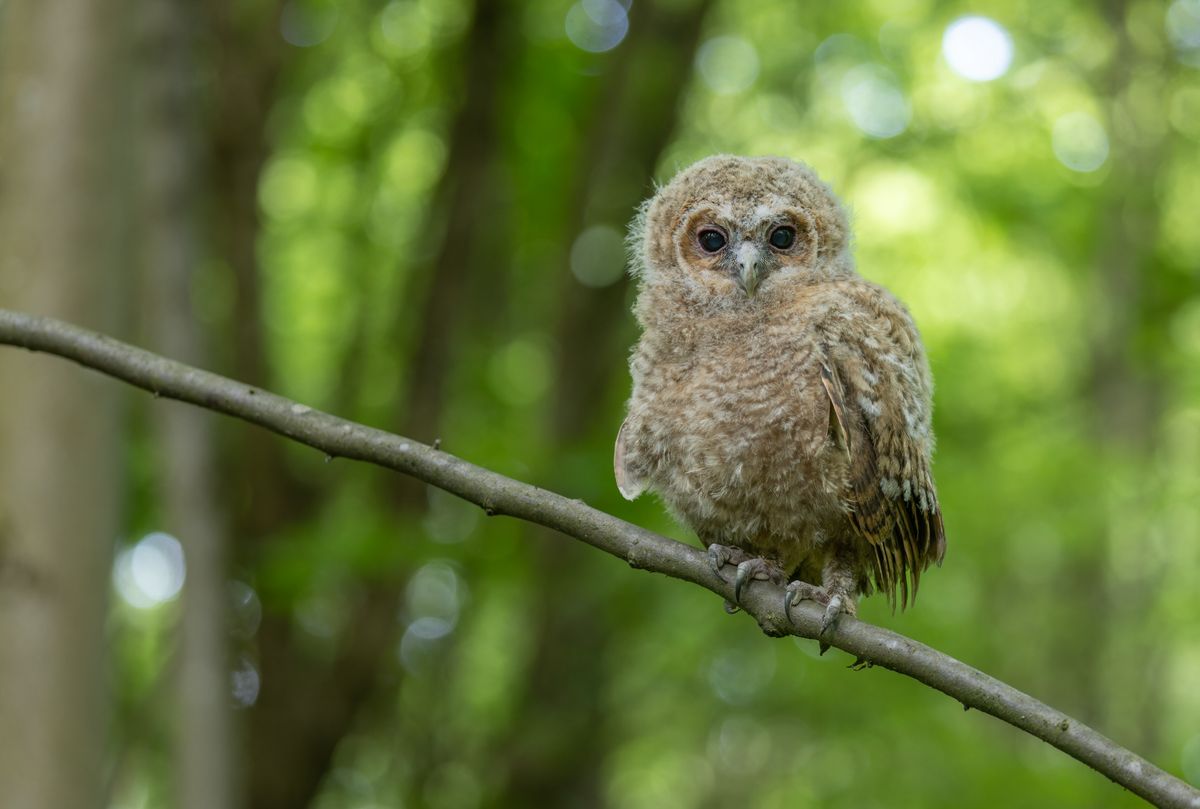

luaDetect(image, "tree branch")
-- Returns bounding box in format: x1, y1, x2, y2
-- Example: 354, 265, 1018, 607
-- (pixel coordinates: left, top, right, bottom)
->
0, 307, 1195, 809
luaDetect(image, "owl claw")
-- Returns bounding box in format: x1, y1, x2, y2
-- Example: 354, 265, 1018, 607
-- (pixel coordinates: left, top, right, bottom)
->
784, 580, 856, 651
734, 562, 754, 603
783, 580, 831, 624
706, 545, 786, 606
783, 580, 829, 609
707, 543, 741, 578
822, 594, 846, 636
733, 558, 785, 604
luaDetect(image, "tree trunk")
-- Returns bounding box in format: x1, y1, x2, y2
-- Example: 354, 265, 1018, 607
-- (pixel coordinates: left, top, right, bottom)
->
135, 0, 237, 805
0, 0, 129, 806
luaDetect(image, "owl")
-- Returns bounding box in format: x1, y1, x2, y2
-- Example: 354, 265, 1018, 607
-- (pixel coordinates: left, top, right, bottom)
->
615, 155, 945, 633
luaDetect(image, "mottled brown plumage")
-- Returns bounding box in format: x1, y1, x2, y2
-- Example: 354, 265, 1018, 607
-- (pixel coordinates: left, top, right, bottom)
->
615, 155, 945, 630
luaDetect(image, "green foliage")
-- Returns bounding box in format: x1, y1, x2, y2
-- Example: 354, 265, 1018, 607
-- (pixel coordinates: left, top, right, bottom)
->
109, 0, 1200, 806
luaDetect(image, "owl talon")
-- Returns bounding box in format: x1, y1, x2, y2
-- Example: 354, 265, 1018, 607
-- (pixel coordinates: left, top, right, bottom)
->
707, 543, 742, 578
733, 562, 753, 603
821, 594, 846, 636
783, 580, 831, 624
733, 558, 785, 604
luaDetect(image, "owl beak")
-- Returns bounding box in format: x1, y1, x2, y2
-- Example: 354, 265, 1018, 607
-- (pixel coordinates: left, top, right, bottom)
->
735, 243, 764, 298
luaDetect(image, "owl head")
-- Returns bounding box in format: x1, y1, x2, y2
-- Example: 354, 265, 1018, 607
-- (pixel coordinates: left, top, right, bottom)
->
631, 155, 852, 307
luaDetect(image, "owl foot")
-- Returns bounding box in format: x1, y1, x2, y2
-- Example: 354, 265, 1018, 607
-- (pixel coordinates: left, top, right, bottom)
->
733, 557, 786, 604
783, 581, 856, 639
706, 543, 750, 577
707, 544, 747, 612
706, 544, 785, 606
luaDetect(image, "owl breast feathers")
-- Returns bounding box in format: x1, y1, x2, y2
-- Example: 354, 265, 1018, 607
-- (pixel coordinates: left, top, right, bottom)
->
616, 155, 945, 612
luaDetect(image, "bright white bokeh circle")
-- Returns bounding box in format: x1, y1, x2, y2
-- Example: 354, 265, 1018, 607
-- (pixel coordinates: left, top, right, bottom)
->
942, 16, 1014, 81
564, 0, 629, 53
114, 532, 186, 609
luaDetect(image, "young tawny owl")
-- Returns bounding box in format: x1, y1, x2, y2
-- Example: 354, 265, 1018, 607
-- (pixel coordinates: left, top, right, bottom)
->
615, 155, 945, 633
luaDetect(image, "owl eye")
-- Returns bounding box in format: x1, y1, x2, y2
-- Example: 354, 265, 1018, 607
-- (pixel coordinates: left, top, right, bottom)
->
697, 228, 727, 253
769, 226, 796, 250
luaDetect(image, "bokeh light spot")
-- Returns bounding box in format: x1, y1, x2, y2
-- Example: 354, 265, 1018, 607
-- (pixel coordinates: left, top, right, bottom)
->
565, 0, 629, 54
842, 65, 910, 139
406, 561, 465, 627
1168, 0, 1200, 66
399, 616, 456, 672
942, 16, 1013, 81
229, 580, 263, 640
488, 337, 551, 406
854, 166, 939, 235
260, 155, 319, 221
1052, 112, 1109, 172
231, 656, 261, 708
696, 36, 760, 95
1169, 85, 1200, 139
570, 224, 627, 287
379, 0, 433, 57
709, 715, 772, 773
280, 1, 339, 47
114, 532, 186, 609
383, 128, 447, 193
707, 644, 776, 705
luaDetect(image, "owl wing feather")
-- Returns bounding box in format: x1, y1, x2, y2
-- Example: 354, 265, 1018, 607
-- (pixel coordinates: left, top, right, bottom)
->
820, 301, 946, 610
614, 418, 646, 501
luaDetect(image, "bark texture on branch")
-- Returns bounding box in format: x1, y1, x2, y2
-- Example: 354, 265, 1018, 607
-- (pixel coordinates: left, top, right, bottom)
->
0, 308, 1197, 809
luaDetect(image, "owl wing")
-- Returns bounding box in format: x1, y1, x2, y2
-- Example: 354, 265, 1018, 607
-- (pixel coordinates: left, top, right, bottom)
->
614, 417, 647, 501
821, 298, 946, 610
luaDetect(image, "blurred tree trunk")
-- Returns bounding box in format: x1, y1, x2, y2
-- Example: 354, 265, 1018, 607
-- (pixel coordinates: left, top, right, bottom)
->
245, 2, 520, 806
1083, 0, 1174, 755
204, 0, 307, 537
135, 0, 237, 806
496, 2, 713, 805
1057, 0, 1174, 753
0, 0, 129, 806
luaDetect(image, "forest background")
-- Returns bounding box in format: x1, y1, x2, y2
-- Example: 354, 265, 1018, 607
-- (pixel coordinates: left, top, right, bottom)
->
1, 0, 1199, 807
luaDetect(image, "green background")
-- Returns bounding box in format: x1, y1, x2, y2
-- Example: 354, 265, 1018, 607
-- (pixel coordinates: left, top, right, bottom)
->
100, 0, 1200, 806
